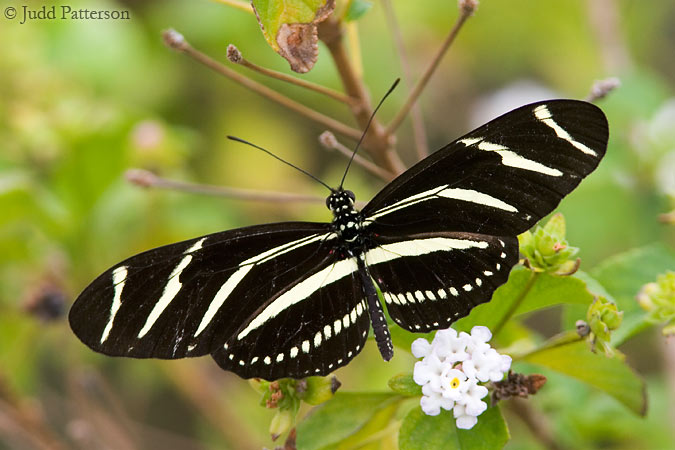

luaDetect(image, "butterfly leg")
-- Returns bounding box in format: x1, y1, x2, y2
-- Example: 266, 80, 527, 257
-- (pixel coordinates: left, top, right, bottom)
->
356, 256, 393, 361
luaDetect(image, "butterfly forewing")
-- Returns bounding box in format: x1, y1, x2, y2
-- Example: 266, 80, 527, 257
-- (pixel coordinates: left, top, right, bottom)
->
70, 224, 345, 360
362, 100, 608, 237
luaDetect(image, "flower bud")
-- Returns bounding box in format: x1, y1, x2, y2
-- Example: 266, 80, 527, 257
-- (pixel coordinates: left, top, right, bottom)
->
300, 376, 341, 406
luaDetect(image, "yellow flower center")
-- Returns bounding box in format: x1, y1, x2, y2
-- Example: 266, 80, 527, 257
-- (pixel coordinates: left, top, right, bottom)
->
451, 377, 460, 388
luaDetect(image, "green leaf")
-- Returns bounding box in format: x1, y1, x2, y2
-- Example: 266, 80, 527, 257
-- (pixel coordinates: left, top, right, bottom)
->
251, 0, 335, 72
591, 243, 675, 344
454, 267, 594, 334
388, 373, 422, 396
296, 392, 399, 450
522, 340, 646, 416
399, 405, 509, 450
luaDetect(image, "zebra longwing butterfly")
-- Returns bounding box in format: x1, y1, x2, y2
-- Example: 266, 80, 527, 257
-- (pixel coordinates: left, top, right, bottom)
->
70, 100, 608, 381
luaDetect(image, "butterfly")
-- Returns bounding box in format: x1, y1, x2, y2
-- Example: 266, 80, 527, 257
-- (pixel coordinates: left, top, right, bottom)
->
69, 99, 608, 381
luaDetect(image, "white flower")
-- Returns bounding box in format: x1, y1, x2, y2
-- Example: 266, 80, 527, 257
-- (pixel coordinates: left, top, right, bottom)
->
453, 404, 479, 430
412, 325, 512, 430
433, 328, 469, 363
488, 354, 512, 382
458, 378, 488, 417
460, 326, 492, 355
462, 352, 494, 382
411, 337, 433, 358
420, 383, 454, 416
413, 354, 446, 392
439, 368, 468, 401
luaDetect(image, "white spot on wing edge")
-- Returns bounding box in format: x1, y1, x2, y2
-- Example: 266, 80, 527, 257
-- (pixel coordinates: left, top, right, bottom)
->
100, 265, 128, 344
534, 105, 598, 156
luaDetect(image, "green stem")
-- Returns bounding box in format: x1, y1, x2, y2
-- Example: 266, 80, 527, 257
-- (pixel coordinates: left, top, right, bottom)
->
492, 271, 540, 337
513, 331, 584, 362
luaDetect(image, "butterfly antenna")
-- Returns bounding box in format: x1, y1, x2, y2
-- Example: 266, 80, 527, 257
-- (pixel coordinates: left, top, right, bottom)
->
339, 78, 400, 189
227, 136, 333, 192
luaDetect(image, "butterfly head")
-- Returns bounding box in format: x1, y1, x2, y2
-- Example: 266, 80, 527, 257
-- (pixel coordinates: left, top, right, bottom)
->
327, 189, 361, 243
326, 189, 356, 212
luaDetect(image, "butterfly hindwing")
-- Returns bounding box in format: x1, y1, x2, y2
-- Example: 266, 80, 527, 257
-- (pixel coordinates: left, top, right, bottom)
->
365, 232, 519, 332
211, 261, 370, 379
362, 100, 608, 237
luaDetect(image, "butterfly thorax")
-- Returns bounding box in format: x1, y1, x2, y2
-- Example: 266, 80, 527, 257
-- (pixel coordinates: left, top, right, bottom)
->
327, 189, 362, 244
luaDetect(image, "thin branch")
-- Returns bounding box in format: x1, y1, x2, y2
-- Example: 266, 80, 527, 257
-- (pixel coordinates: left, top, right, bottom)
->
319, 132, 393, 181
319, 19, 406, 175
381, 0, 429, 160
226, 44, 357, 105
209, 0, 254, 14
386, 1, 476, 134
125, 169, 326, 203
586, 77, 621, 102
507, 398, 563, 450
162, 29, 363, 141
345, 22, 364, 79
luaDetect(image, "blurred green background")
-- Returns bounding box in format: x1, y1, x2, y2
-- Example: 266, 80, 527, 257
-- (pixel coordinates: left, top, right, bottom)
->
1, 0, 674, 448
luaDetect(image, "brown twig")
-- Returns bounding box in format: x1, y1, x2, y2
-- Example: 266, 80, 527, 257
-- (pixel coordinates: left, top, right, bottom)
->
381, 0, 429, 160
319, 19, 406, 175
386, 1, 476, 134
319, 132, 393, 181
586, 77, 621, 102
125, 169, 327, 203
507, 398, 563, 450
226, 44, 357, 106
162, 29, 363, 142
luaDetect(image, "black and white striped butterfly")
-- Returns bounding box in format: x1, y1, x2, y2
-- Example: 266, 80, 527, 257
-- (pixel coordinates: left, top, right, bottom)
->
69, 99, 608, 381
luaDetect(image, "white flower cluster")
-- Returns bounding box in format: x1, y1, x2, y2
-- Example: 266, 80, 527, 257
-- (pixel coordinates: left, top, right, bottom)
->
412, 326, 511, 429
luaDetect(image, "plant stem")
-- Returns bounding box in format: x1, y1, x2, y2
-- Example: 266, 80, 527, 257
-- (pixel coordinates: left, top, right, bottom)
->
125, 169, 327, 203
319, 19, 405, 176
381, 0, 429, 160
318, 132, 393, 181
492, 271, 540, 337
226, 44, 357, 105
386, 5, 474, 134
162, 30, 363, 142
